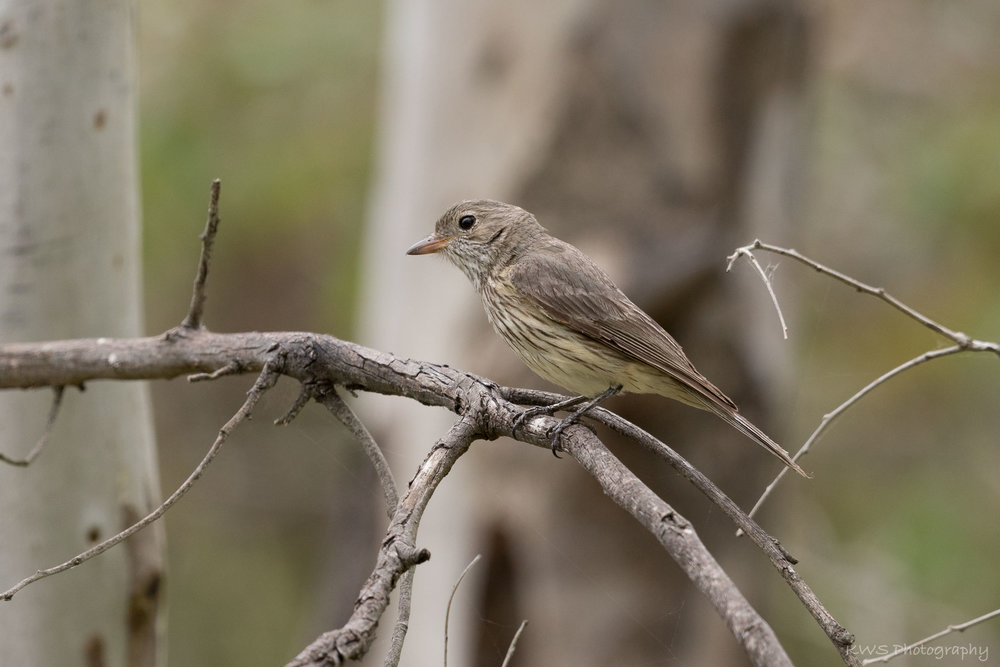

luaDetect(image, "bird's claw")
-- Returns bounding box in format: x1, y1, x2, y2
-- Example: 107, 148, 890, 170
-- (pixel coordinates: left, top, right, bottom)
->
512, 404, 571, 457
512, 404, 556, 438
513, 386, 622, 458
547, 415, 581, 458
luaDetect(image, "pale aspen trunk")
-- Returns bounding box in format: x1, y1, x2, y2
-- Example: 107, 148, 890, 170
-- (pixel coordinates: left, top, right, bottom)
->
0, 1, 164, 665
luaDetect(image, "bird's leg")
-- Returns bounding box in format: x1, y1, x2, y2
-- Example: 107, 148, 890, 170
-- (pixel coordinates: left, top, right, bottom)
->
547, 385, 622, 457
512, 394, 589, 438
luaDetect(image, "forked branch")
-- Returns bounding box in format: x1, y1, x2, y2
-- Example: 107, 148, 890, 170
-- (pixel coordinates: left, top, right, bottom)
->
729, 238, 1000, 517
0, 189, 865, 666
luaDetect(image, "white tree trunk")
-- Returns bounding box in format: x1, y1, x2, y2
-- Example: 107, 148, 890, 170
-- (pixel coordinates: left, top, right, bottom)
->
0, 1, 164, 665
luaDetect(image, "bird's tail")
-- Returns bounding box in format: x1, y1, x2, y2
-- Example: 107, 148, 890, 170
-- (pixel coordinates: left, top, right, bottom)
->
713, 406, 810, 478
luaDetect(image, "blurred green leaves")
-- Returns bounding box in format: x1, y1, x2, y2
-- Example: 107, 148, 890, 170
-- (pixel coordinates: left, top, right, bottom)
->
139, 0, 383, 335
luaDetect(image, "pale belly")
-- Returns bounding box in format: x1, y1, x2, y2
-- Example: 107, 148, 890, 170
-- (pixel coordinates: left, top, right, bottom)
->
482, 289, 702, 406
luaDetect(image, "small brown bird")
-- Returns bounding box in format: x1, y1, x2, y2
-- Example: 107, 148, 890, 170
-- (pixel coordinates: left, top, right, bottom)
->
407, 200, 807, 477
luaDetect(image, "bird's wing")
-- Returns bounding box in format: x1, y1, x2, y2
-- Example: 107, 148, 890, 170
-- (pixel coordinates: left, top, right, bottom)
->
507, 243, 737, 411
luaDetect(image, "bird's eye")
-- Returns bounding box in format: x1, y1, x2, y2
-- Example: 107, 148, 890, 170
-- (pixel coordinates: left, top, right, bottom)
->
458, 215, 476, 230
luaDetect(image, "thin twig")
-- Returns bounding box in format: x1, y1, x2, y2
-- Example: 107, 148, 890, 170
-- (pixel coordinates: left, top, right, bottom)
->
500, 620, 528, 667
556, 423, 797, 666
444, 554, 482, 667
275, 383, 314, 426
0, 385, 65, 466
727, 246, 789, 339
383, 568, 415, 667
731, 240, 1000, 519
0, 360, 279, 601
861, 607, 1000, 664
181, 179, 222, 330
188, 360, 242, 382
309, 386, 410, 664
502, 386, 860, 664
738, 240, 1000, 356
315, 386, 398, 515
267, 378, 410, 665
744, 346, 966, 524
288, 417, 476, 667
503, 388, 799, 562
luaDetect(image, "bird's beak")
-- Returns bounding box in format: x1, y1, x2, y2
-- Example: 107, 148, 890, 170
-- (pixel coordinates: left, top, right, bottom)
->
406, 234, 453, 255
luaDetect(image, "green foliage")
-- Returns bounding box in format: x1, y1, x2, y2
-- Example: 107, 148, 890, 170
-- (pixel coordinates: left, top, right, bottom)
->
140, 0, 383, 335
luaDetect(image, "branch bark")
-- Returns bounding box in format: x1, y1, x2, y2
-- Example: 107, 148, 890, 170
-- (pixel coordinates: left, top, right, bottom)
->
0, 327, 857, 664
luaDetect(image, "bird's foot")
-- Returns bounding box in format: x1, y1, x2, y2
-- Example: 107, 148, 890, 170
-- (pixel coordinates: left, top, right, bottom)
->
546, 414, 580, 457
512, 395, 588, 446
513, 385, 623, 458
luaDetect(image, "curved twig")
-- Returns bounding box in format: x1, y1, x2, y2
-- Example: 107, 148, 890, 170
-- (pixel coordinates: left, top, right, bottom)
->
730, 240, 1000, 520
733, 239, 1000, 356
1, 359, 280, 601
726, 246, 789, 339
744, 345, 967, 522
287, 417, 475, 666
861, 607, 1000, 664
0, 385, 65, 466
314, 386, 398, 515
444, 554, 481, 667
500, 620, 529, 667
382, 568, 415, 667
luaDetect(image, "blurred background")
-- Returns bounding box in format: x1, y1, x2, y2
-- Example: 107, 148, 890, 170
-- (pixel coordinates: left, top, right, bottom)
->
137, 0, 1000, 665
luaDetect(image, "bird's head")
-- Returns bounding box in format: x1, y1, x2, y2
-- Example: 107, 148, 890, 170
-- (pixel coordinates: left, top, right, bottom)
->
407, 200, 542, 288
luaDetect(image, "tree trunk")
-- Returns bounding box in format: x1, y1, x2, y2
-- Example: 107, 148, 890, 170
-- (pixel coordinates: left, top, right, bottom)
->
0, 1, 164, 665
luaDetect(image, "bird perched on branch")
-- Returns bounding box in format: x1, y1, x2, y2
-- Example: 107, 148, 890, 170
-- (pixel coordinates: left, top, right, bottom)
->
407, 200, 807, 477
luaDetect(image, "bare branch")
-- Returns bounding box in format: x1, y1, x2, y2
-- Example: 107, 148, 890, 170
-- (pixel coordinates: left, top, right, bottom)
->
741, 240, 1000, 356
504, 388, 798, 559
503, 386, 859, 663
382, 568, 415, 667
188, 360, 243, 382
314, 386, 398, 516
861, 607, 1000, 665
0, 385, 64, 466
1, 360, 280, 601
727, 245, 789, 339
500, 620, 528, 667
287, 417, 475, 667
304, 386, 408, 664
180, 179, 222, 330
444, 554, 481, 667
552, 421, 794, 666
745, 345, 967, 522
0, 329, 860, 663
729, 241, 1000, 520
275, 383, 313, 426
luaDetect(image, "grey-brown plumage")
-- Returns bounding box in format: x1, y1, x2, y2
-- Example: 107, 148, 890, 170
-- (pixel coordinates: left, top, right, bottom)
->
407, 199, 807, 477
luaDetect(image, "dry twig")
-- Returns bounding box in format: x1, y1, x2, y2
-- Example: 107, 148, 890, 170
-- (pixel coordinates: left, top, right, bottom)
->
0, 385, 64, 466
726, 246, 789, 339
444, 554, 481, 667
0, 329, 859, 664
314, 386, 398, 516
180, 179, 222, 330
500, 620, 529, 667
861, 607, 1000, 664
0, 190, 865, 666
287, 418, 472, 666
729, 239, 1000, 522
1, 361, 280, 601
